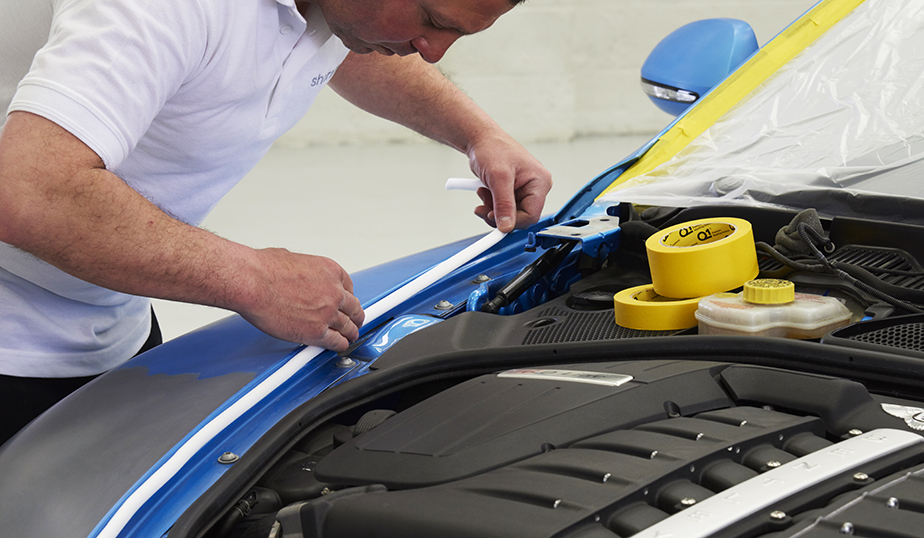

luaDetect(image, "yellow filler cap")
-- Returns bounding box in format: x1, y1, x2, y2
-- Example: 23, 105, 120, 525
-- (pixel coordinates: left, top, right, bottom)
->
743, 279, 795, 305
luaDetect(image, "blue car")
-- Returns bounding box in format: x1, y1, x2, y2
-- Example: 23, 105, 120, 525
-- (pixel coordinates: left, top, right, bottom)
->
5, 0, 924, 537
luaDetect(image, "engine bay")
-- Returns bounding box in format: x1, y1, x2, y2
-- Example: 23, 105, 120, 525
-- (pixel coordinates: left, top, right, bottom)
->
211, 359, 924, 538
200, 204, 924, 538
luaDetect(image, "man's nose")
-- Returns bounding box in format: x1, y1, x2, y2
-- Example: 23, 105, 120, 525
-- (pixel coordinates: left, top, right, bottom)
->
411, 32, 462, 63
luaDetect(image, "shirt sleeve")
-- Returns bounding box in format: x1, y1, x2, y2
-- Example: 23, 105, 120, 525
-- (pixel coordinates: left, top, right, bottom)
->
9, 0, 209, 169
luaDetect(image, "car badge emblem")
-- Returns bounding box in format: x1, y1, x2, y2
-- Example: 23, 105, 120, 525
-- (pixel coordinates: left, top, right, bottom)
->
881, 403, 924, 431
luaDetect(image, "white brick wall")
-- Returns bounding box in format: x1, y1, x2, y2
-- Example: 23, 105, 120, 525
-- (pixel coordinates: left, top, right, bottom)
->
280, 0, 819, 147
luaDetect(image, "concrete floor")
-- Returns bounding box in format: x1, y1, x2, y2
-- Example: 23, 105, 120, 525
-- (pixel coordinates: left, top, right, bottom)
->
151, 133, 654, 340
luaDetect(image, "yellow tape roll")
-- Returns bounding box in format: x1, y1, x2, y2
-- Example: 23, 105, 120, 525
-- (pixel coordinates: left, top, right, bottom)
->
613, 285, 701, 331
645, 218, 759, 299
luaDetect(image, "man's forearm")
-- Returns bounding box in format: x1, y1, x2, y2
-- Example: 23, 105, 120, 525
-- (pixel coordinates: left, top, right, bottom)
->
329, 52, 500, 155
329, 52, 553, 232
0, 113, 260, 311
0, 112, 363, 350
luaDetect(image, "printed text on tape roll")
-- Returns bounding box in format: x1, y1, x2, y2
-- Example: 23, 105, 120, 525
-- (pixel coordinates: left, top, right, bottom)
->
645, 218, 759, 299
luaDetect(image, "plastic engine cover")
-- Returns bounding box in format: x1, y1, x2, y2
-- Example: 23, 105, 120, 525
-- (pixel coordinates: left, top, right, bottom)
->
284, 360, 924, 538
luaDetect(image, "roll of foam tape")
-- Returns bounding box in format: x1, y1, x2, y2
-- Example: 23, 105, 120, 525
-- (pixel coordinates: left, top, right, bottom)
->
613, 285, 701, 331
645, 218, 759, 299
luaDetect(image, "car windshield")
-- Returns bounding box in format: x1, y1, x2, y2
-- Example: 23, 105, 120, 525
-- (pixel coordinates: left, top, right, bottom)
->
597, 0, 924, 224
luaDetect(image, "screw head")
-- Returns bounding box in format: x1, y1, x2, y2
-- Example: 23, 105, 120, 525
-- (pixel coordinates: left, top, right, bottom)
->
848, 429, 863, 436
886, 497, 900, 509
766, 460, 782, 468
680, 497, 697, 506
336, 357, 356, 368
217, 452, 239, 464
769, 510, 787, 520
473, 274, 491, 283
853, 472, 869, 481
840, 522, 855, 535
435, 300, 454, 310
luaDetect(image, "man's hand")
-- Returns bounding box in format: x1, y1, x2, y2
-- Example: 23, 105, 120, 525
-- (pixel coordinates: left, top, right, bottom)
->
238, 249, 364, 352
330, 53, 553, 233
467, 132, 552, 233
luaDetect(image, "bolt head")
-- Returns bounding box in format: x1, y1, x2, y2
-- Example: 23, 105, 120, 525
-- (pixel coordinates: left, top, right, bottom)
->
853, 472, 869, 481
336, 357, 356, 368
769, 510, 787, 520
217, 452, 239, 464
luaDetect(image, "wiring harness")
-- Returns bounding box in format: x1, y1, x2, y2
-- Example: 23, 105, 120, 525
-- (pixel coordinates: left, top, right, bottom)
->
756, 221, 924, 314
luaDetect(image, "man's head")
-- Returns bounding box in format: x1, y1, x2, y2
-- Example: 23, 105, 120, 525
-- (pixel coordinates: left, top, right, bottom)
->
315, 0, 520, 63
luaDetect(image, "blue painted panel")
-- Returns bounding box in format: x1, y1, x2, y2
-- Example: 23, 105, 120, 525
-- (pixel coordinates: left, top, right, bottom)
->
103, 354, 372, 538
118, 315, 298, 379
351, 315, 443, 361
351, 235, 484, 305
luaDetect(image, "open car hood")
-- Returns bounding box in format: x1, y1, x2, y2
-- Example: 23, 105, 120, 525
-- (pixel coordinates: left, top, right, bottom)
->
599, 0, 924, 224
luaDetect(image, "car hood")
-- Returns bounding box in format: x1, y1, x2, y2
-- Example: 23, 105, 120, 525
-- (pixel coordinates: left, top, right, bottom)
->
598, 0, 924, 224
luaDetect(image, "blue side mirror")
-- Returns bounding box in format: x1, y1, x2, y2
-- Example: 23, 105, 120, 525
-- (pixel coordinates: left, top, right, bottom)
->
641, 19, 758, 116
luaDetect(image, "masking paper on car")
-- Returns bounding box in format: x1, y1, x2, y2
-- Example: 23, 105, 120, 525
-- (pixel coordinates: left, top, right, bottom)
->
598, 0, 924, 223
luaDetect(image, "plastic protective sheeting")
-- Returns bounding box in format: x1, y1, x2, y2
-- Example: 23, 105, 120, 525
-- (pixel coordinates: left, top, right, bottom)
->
599, 0, 924, 224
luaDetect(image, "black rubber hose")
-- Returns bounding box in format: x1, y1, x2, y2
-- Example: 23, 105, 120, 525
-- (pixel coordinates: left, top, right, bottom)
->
796, 223, 922, 313
755, 241, 828, 273
832, 262, 924, 311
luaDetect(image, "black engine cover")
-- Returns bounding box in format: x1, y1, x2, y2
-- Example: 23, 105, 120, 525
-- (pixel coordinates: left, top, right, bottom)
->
315, 360, 732, 488
287, 360, 924, 538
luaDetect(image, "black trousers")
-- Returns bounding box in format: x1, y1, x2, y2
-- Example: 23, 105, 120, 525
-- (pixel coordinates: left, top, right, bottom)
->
0, 308, 163, 447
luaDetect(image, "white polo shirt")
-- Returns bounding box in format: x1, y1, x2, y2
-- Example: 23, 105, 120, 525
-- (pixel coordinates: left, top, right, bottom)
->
0, 0, 349, 377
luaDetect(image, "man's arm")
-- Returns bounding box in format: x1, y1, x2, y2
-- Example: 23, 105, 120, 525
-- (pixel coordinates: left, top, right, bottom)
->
0, 111, 364, 351
329, 52, 552, 233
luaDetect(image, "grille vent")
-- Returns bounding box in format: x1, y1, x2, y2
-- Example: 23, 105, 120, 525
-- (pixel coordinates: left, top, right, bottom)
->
523, 306, 675, 345
761, 245, 924, 290
823, 313, 924, 358
830, 245, 924, 290
846, 322, 924, 353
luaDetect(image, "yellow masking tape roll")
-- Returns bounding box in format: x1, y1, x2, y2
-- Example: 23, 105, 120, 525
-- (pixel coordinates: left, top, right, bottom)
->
614, 285, 701, 331
646, 218, 759, 299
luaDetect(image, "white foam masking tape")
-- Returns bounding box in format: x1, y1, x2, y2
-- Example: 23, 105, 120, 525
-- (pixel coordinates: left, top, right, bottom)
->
614, 218, 759, 331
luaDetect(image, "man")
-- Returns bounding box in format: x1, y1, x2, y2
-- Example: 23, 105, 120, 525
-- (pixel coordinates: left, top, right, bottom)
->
0, 0, 552, 441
